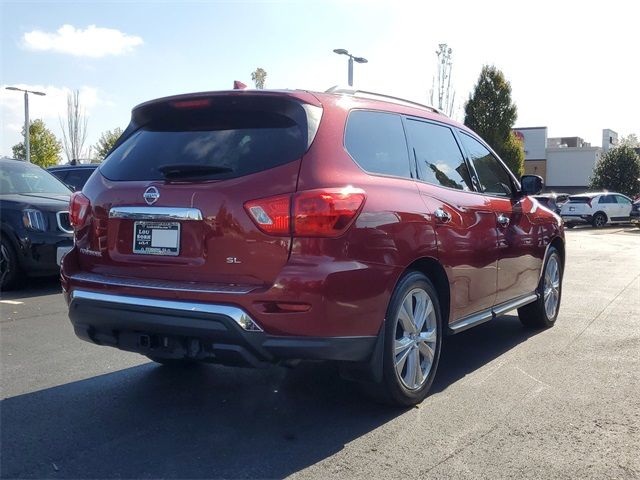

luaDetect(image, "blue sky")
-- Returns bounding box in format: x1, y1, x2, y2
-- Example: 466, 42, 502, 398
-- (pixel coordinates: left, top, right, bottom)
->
2, 0, 638, 160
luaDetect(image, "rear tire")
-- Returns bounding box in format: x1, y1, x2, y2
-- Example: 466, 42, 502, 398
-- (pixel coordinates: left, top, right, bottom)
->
592, 212, 607, 228
368, 271, 443, 407
518, 247, 562, 329
146, 356, 198, 367
0, 239, 22, 291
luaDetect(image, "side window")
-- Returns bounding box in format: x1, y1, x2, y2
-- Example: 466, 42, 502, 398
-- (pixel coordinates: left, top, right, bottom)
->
599, 195, 617, 204
345, 111, 411, 178
405, 119, 472, 191
65, 170, 93, 190
51, 170, 68, 183
615, 195, 631, 205
459, 133, 513, 197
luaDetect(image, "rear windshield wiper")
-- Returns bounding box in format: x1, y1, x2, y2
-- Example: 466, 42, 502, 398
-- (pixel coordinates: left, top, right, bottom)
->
158, 164, 233, 179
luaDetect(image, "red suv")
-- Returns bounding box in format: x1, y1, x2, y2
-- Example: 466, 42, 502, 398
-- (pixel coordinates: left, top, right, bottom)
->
61, 88, 564, 406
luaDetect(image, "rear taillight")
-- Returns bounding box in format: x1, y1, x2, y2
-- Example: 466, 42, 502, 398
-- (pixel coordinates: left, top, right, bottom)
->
244, 187, 366, 238
244, 194, 291, 235
69, 192, 90, 228
293, 187, 366, 237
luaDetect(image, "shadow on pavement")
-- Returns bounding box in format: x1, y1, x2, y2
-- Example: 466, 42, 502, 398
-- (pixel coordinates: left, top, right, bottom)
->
432, 314, 538, 394
0, 276, 61, 301
1, 314, 539, 479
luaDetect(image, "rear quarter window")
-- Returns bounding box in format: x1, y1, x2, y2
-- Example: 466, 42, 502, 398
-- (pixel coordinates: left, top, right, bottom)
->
344, 110, 411, 178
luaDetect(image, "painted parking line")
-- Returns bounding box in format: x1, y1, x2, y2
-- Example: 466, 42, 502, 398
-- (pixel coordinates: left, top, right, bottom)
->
0, 300, 24, 305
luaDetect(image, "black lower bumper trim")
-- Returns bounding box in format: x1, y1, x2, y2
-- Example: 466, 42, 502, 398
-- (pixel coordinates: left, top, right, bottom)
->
68, 290, 376, 366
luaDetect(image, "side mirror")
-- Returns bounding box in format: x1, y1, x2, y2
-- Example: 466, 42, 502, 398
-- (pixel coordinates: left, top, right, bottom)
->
520, 175, 543, 196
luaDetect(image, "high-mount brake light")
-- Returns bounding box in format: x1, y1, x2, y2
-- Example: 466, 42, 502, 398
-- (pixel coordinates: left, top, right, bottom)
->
69, 192, 90, 228
171, 99, 211, 109
244, 187, 366, 238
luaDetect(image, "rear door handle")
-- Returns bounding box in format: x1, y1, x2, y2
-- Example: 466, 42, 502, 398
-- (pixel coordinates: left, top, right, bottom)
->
434, 208, 452, 223
497, 214, 510, 227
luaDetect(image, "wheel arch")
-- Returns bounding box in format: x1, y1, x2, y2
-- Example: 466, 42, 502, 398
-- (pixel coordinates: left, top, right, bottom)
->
549, 236, 565, 270
403, 257, 451, 325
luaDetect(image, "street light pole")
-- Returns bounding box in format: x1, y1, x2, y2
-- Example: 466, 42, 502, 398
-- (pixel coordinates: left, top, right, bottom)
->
333, 49, 368, 87
5, 86, 46, 163
24, 91, 30, 163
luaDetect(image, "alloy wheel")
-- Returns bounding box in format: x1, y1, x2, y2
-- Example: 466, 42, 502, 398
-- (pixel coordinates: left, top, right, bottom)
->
0, 243, 10, 287
543, 255, 561, 318
394, 287, 438, 390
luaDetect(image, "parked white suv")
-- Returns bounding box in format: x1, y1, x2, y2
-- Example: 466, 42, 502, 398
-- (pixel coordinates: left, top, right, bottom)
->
560, 192, 633, 228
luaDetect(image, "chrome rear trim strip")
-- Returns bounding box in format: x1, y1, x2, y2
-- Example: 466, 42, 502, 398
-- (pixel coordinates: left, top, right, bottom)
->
70, 289, 262, 331
109, 206, 203, 221
71, 272, 258, 294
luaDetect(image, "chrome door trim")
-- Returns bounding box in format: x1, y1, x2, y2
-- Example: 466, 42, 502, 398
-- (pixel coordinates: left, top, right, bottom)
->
448, 309, 493, 333
109, 206, 203, 221
449, 292, 539, 334
70, 289, 262, 331
492, 293, 538, 317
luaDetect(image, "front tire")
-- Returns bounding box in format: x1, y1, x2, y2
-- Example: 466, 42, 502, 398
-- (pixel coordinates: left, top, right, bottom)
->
592, 212, 607, 228
518, 247, 562, 329
372, 271, 443, 407
0, 239, 21, 291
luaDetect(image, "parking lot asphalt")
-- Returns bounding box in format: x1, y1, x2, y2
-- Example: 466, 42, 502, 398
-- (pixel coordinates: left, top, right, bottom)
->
1, 226, 639, 479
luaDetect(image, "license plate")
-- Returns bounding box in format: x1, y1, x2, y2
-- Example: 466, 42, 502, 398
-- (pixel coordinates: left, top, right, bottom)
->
133, 222, 180, 256
57, 246, 72, 265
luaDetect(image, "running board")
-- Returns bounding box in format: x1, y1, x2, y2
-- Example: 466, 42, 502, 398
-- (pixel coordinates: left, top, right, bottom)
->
448, 293, 539, 334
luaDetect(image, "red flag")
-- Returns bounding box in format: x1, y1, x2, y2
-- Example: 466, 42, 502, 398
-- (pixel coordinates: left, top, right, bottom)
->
233, 81, 247, 90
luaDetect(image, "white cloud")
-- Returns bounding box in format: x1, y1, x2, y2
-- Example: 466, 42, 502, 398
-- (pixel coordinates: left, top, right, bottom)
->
1, 84, 105, 156
23, 24, 143, 58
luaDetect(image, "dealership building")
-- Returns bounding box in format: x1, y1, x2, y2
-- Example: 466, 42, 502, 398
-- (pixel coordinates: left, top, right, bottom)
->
513, 127, 618, 193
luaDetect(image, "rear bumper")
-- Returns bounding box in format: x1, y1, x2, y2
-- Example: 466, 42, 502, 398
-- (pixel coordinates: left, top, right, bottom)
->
561, 214, 591, 225
68, 289, 377, 366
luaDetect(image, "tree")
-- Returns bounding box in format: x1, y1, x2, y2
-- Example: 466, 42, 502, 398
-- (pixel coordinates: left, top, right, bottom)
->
589, 145, 640, 198
93, 127, 123, 162
464, 65, 524, 177
60, 90, 89, 164
251, 68, 267, 89
429, 43, 456, 117
11, 119, 62, 168
619, 133, 639, 148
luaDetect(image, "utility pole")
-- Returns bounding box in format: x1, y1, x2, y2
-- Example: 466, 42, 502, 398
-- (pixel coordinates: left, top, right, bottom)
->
5, 86, 46, 163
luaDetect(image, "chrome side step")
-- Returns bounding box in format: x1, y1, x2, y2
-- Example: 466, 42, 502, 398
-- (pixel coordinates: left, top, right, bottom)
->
448, 293, 539, 334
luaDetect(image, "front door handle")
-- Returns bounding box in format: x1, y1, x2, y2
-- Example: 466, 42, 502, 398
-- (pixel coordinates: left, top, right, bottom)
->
497, 214, 510, 227
434, 208, 452, 223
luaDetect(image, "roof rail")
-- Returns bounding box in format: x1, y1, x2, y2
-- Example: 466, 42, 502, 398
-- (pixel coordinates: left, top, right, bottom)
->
324, 86, 446, 116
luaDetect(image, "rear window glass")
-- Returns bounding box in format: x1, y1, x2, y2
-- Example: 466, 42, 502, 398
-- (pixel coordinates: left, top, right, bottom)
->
100, 97, 310, 181
344, 110, 411, 178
